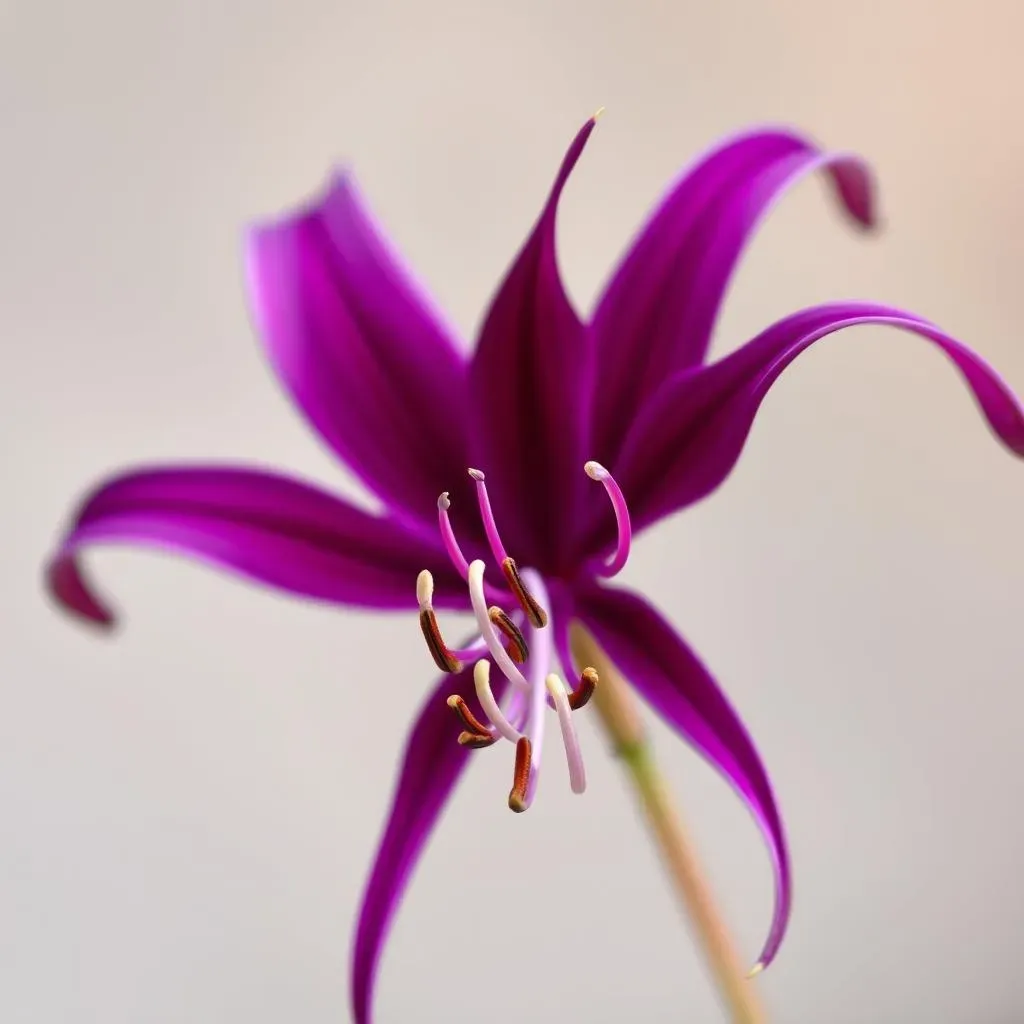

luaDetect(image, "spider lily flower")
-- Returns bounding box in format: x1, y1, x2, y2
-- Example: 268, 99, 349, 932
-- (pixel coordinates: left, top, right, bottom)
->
46, 114, 1024, 1022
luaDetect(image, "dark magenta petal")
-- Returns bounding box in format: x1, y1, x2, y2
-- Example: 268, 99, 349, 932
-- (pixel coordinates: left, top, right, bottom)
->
575, 583, 790, 970
610, 303, 1024, 533
245, 173, 471, 528
351, 660, 506, 1023
468, 118, 597, 572
590, 129, 875, 466
46, 464, 466, 627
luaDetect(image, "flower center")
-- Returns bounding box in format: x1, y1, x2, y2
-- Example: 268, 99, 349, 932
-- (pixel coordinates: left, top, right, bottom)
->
416, 463, 632, 811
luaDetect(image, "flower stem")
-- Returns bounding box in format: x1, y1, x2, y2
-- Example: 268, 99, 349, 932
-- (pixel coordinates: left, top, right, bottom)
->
568, 622, 766, 1024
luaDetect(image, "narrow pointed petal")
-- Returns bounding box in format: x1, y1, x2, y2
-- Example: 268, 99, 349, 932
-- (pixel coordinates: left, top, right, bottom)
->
245, 173, 471, 527
351, 660, 506, 1023
468, 118, 598, 570
591, 129, 875, 464
575, 583, 790, 970
46, 465, 466, 627
609, 302, 1024, 534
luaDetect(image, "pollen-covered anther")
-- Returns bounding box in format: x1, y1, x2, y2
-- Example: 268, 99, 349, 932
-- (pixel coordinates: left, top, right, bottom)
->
508, 736, 533, 813
568, 666, 599, 710
417, 570, 463, 674
446, 694, 493, 741
501, 557, 548, 628
488, 606, 529, 663
458, 730, 498, 749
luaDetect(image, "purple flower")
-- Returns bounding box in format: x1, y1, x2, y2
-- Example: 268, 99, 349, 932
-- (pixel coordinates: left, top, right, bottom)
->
46, 115, 1024, 1022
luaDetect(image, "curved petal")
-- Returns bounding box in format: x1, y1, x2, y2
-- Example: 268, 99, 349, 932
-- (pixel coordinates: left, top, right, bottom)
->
467, 117, 598, 571
591, 128, 875, 466
575, 583, 789, 971
607, 303, 1024, 536
351, 659, 506, 1023
245, 173, 472, 528
46, 464, 467, 627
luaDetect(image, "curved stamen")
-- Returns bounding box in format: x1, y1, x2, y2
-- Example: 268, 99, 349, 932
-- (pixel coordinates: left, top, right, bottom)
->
468, 468, 509, 566
508, 736, 533, 813
437, 492, 472, 579
447, 694, 495, 741
519, 568, 553, 798
473, 659, 522, 743
568, 666, 599, 710
417, 570, 463, 673
545, 673, 586, 794
467, 560, 531, 692
501, 557, 548, 628
585, 461, 632, 578
489, 606, 529, 662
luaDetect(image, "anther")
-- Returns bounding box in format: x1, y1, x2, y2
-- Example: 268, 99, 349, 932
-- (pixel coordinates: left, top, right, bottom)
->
501, 557, 548, 628
508, 736, 533, 813
417, 570, 463, 674
458, 730, 498, 749
488, 606, 529, 663
447, 694, 493, 740
568, 666, 599, 710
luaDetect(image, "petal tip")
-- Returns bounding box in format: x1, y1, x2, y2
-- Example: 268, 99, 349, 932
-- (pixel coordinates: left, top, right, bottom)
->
45, 554, 118, 631
829, 155, 879, 231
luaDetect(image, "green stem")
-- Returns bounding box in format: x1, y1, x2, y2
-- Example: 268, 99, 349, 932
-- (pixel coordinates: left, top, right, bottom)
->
569, 622, 766, 1024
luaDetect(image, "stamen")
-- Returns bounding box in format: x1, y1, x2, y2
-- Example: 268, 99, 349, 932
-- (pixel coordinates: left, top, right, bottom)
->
417, 570, 462, 673
501, 557, 548, 628
468, 468, 510, 566
508, 736, 533, 813
545, 674, 586, 794
488, 606, 529, 662
568, 666, 599, 711
447, 694, 493, 740
467, 561, 531, 692
585, 461, 632, 578
473, 659, 523, 743
458, 731, 498, 749
437, 492, 472, 580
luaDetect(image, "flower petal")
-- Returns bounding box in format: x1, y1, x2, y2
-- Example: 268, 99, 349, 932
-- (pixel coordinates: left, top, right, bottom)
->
467, 117, 597, 571
590, 129, 875, 465
575, 583, 789, 970
607, 302, 1024, 535
245, 173, 471, 527
351, 660, 506, 1023
46, 464, 466, 627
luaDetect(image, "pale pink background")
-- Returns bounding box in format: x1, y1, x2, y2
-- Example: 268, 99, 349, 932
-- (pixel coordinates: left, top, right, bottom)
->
3, 1, 1023, 1021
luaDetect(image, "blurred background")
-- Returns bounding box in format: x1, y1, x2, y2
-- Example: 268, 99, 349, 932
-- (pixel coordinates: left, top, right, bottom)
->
3, 0, 1024, 1021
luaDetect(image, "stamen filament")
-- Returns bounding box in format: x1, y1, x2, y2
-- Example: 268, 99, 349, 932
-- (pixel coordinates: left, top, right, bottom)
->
436, 492, 472, 579
585, 461, 632, 578
468, 468, 510, 566
467, 560, 531, 692
473, 659, 523, 743
545, 673, 587, 794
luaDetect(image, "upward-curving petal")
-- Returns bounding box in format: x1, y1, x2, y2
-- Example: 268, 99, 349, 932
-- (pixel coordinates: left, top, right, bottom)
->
605, 303, 1024, 536
351, 660, 507, 1024
245, 173, 472, 529
46, 464, 467, 627
468, 117, 598, 572
590, 129, 875, 466
574, 583, 790, 971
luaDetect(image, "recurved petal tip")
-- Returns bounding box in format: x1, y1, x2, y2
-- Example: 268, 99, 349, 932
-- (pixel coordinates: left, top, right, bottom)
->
46, 554, 117, 631
829, 154, 878, 231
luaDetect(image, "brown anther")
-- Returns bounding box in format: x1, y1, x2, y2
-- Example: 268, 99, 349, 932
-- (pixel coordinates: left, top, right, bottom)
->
446, 694, 492, 738
488, 606, 529, 663
419, 609, 463, 674
501, 557, 548, 628
568, 666, 598, 710
458, 730, 498, 749
508, 736, 533, 813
